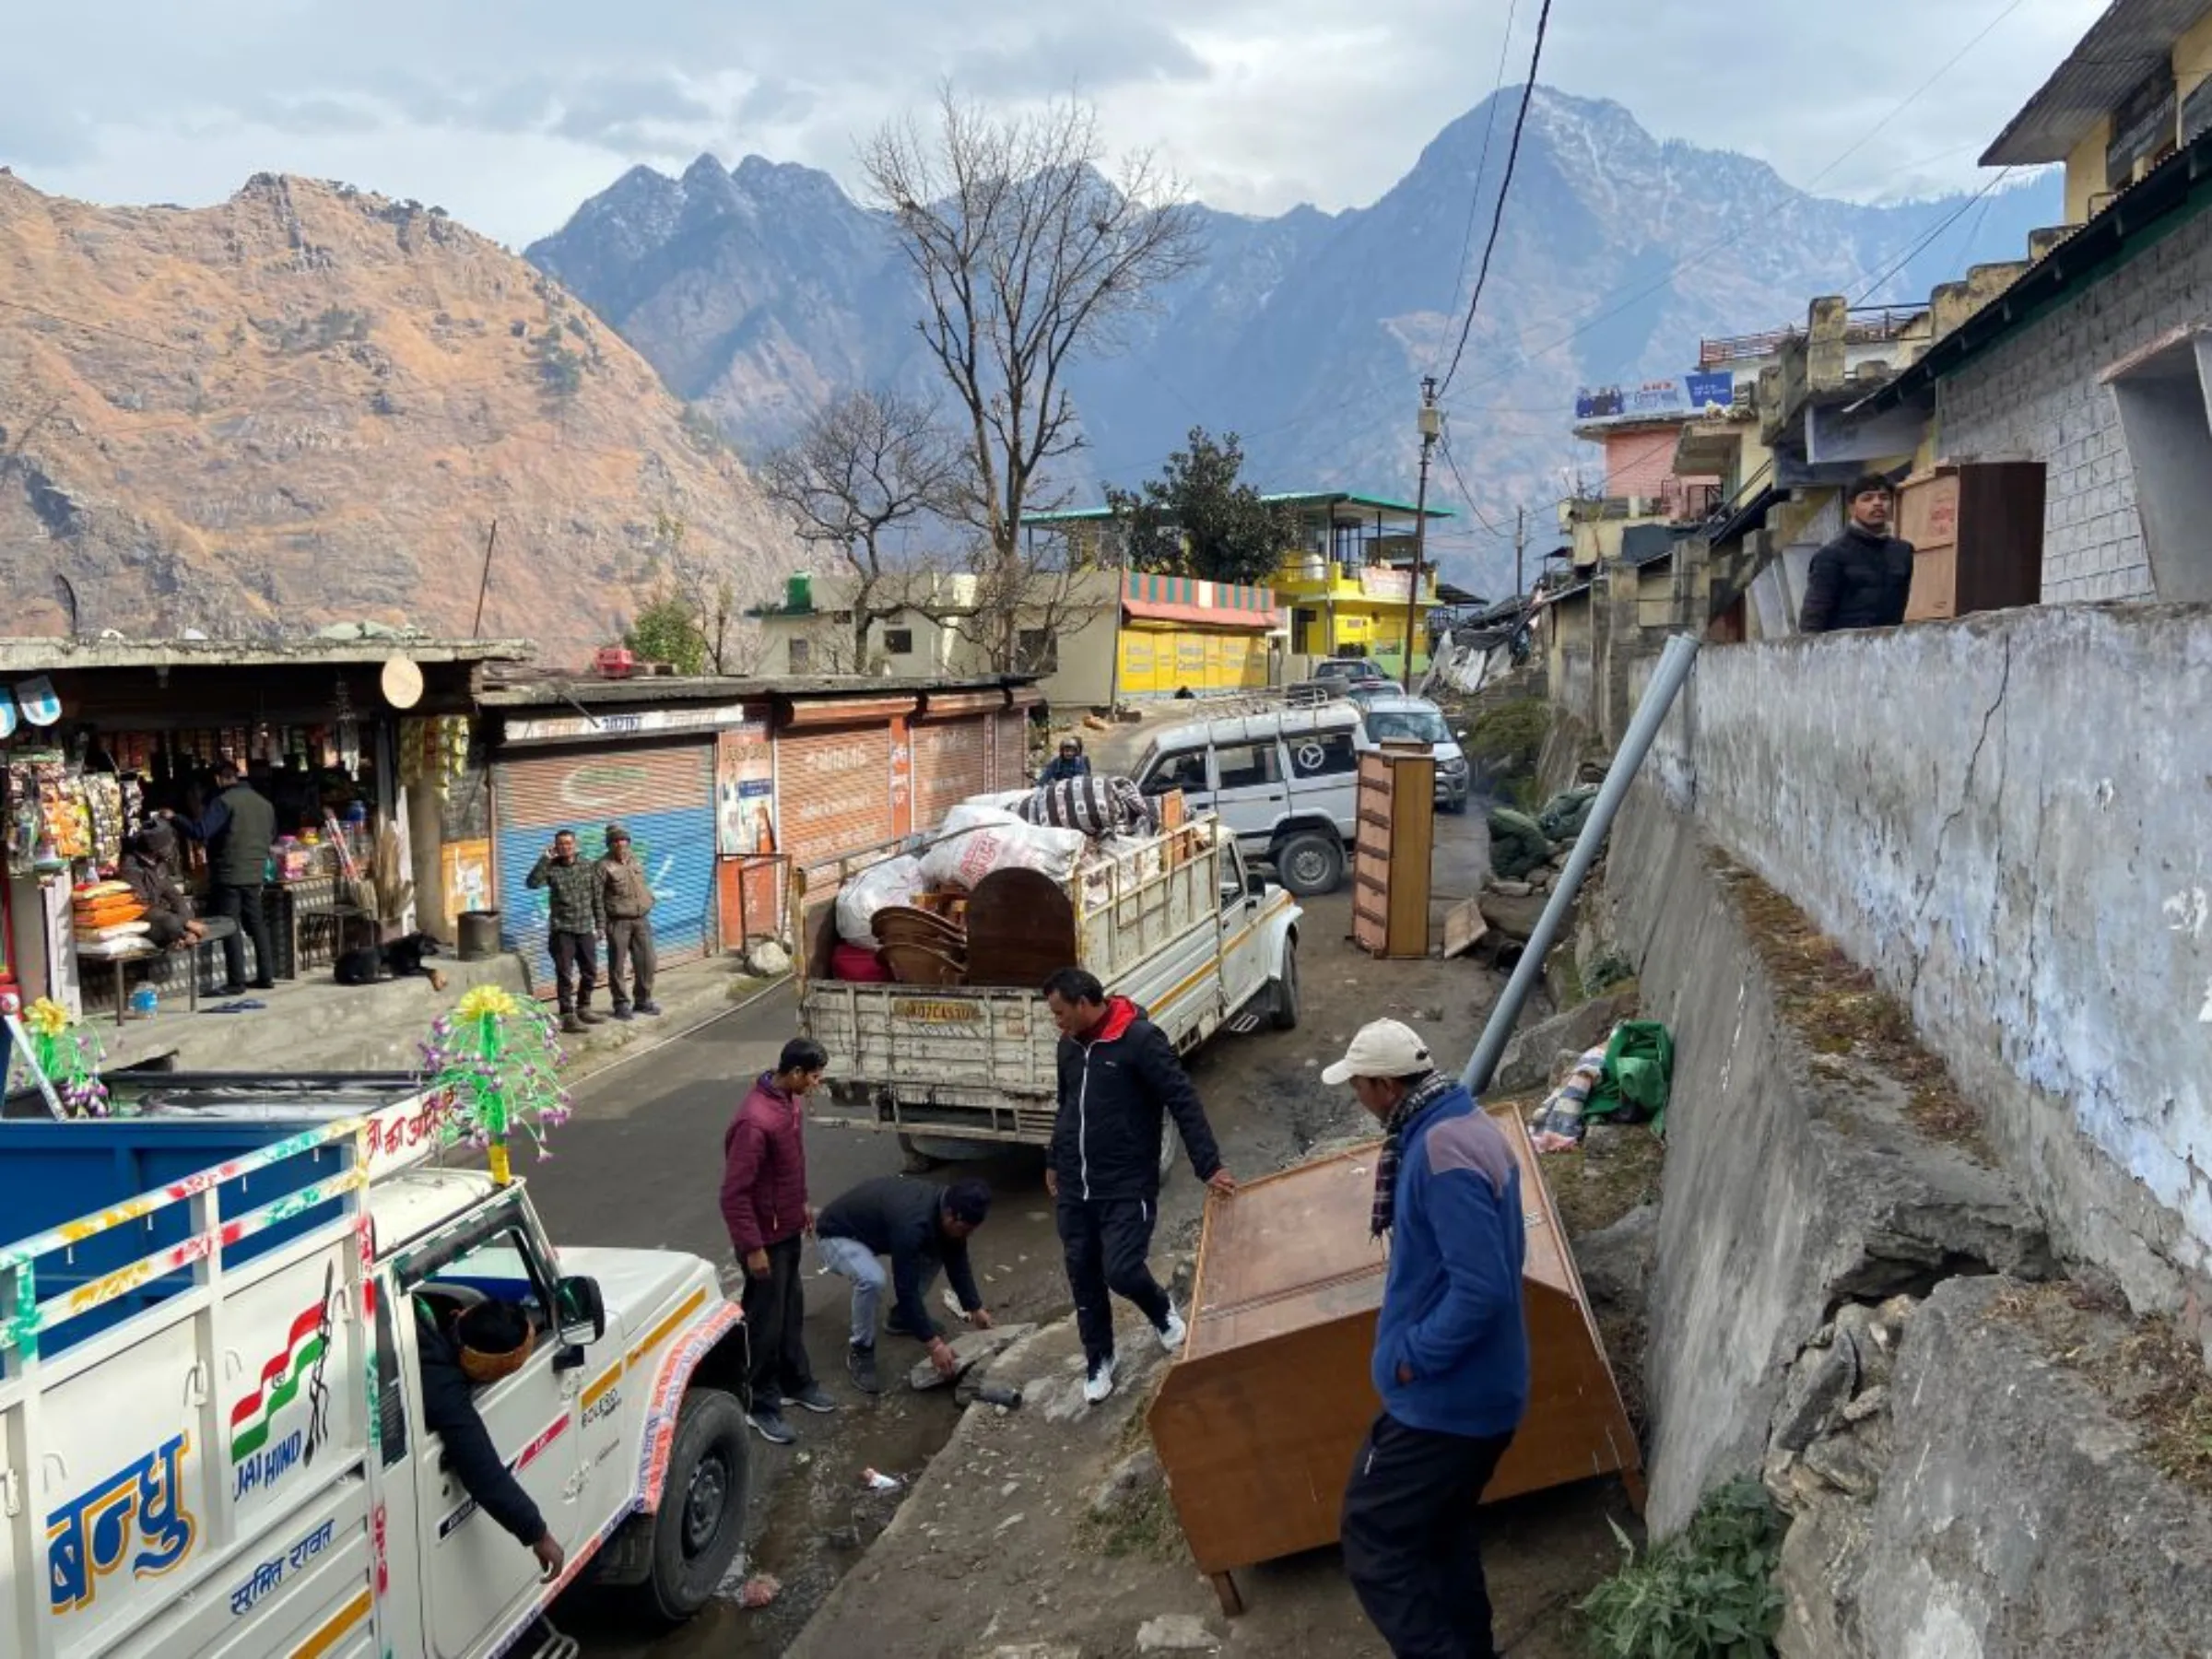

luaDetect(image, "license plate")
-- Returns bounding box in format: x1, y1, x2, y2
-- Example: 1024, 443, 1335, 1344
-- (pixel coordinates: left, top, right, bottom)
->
890, 999, 982, 1022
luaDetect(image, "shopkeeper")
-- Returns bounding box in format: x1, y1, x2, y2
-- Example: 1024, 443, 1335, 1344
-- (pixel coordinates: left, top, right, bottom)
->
119, 820, 206, 951
162, 761, 277, 993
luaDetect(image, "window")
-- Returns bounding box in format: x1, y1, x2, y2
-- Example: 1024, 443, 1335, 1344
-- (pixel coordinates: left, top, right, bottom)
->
1016, 629, 1059, 673
375, 1292, 407, 1466
1144, 747, 1209, 796
789, 637, 812, 673
1364, 708, 1451, 747
1214, 742, 1281, 792
883, 628, 915, 657
1288, 731, 1359, 777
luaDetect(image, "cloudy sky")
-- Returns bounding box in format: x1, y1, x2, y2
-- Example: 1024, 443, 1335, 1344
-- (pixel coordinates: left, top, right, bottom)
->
2, 0, 2107, 247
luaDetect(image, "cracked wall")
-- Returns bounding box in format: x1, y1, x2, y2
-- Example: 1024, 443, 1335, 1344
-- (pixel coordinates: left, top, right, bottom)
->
1649, 605, 2212, 1316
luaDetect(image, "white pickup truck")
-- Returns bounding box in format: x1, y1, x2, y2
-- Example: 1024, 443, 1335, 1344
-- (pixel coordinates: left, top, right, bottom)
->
0, 1072, 751, 1659
802, 813, 1300, 1164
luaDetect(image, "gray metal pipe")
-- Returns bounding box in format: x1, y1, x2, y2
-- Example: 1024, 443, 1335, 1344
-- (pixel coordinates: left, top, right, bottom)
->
1461, 631, 1700, 1095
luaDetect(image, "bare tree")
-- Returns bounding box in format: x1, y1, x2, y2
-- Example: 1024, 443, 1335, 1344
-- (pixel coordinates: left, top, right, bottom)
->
759, 390, 964, 670
862, 90, 1204, 668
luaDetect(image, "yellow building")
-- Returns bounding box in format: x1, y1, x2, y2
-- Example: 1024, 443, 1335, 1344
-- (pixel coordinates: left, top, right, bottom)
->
1262, 492, 1454, 679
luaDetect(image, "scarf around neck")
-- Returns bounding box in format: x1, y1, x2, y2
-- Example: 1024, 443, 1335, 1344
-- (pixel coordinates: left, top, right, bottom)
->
1371, 1071, 1454, 1239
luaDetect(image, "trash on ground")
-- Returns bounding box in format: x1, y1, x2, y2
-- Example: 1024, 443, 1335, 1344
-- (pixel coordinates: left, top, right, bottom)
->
862, 1467, 902, 1490
737, 1574, 781, 1609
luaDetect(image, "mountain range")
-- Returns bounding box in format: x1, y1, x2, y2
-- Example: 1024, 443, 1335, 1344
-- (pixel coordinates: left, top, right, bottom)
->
0, 169, 798, 658
530, 86, 2064, 597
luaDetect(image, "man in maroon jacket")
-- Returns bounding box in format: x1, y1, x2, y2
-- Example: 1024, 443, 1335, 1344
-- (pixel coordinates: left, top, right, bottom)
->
720, 1037, 838, 1443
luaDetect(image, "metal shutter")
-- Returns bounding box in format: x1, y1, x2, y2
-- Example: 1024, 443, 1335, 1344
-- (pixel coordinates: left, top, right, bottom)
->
776, 724, 894, 883
910, 716, 989, 829
494, 740, 717, 990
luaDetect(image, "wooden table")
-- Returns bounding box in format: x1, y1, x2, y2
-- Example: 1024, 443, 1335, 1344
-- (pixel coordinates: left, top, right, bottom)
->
1147, 1107, 1643, 1615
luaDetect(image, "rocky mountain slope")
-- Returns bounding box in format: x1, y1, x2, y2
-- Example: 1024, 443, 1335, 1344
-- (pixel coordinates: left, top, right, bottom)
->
0, 170, 799, 660
530, 87, 2062, 596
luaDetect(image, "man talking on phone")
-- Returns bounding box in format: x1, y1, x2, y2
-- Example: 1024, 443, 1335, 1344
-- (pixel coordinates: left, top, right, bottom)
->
525, 829, 604, 1034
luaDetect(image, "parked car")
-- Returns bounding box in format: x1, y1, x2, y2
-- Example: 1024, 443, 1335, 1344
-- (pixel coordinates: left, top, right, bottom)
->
1308, 657, 1390, 689
1126, 694, 1472, 893
1358, 695, 1472, 813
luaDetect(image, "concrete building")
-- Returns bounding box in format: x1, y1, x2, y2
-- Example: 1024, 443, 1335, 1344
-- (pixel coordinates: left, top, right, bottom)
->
1853, 0, 2212, 605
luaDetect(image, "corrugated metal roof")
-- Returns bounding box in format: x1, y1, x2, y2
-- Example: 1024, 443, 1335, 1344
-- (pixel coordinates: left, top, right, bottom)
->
477, 672, 1036, 708
1982, 0, 2212, 164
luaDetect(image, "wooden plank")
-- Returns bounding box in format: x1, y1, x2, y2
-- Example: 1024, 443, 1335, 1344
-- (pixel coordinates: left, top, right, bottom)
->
1443, 896, 1489, 959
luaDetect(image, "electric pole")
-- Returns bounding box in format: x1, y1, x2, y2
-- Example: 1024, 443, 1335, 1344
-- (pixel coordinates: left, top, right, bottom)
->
1403, 375, 1441, 692
1514, 506, 1526, 603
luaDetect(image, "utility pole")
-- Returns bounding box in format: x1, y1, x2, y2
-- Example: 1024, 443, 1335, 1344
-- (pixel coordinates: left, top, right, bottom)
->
1514, 506, 1526, 602
1403, 375, 1441, 692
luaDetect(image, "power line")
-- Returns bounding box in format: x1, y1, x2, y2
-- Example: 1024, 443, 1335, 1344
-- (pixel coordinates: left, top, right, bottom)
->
1437, 0, 1556, 397
1437, 0, 2038, 408
1849, 167, 2017, 307
1432, 0, 1522, 378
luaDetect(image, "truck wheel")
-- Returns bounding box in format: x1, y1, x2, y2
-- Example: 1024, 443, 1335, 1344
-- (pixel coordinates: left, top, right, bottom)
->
898, 1134, 938, 1174
1270, 947, 1300, 1031
1274, 831, 1344, 897
637, 1387, 751, 1627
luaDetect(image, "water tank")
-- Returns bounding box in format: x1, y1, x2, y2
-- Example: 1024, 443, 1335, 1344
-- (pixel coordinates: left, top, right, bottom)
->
787, 572, 813, 613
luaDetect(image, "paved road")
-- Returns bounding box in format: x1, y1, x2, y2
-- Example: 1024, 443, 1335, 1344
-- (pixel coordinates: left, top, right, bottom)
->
524, 984, 1075, 1656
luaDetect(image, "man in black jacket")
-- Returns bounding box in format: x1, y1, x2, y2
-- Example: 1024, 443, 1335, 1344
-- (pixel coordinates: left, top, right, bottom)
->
415, 1297, 566, 1581
163, 761, 277, 992
1801, 474, 1915, 633
1041, 967, 1237, 1405
816, 1175, 995, 1394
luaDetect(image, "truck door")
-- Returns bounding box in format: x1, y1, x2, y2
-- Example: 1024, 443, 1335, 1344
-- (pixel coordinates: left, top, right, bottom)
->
1209, 739, 1287, 847
400, 1206, 586, 1658
1215, 841, 1273, 1016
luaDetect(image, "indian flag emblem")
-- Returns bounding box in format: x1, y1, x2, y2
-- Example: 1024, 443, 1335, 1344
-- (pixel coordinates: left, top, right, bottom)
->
231, 1267, 336, 1463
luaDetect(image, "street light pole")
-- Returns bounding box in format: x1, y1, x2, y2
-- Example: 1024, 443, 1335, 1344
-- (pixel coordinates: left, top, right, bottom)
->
1403, 376, 1441, 692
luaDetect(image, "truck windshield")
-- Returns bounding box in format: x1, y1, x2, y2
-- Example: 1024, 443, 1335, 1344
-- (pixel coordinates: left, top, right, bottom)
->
1365, 710, 1451, 746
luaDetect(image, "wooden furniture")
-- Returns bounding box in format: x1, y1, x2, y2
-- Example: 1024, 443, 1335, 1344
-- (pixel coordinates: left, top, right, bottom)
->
1897, 462, 2046, 622
1351, 746, 1435, 959
961, 868, 1077, 989
1148, 1109, 1644, 1616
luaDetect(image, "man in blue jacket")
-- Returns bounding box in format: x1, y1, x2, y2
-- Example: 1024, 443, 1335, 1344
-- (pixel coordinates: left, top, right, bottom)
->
1325, 1018, 1528, 1658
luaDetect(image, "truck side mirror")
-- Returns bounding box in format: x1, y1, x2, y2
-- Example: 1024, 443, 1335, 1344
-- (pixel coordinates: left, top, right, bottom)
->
555, 1275, 606, 1350
1245, 870, 1267, 900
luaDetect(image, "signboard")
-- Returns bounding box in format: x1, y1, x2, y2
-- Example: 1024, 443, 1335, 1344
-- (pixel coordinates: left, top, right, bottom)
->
500, 701, 755, 746
1575, 373, 1735, 423
2108, 66, 2177, 189
716, 723, 774, 856
439, 838, 492, 931
1359, 567, 1415, 602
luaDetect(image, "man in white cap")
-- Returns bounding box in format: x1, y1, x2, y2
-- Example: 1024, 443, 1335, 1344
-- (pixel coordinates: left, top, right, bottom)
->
1324, 1018, 1528, 1659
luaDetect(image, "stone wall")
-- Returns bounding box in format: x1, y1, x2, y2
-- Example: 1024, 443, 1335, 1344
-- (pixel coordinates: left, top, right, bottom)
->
1648, 605, 2212, 1318
1935, 208, 2212, 603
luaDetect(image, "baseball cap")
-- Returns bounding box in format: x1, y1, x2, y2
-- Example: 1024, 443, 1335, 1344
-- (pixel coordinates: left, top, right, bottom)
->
1320, 1018, 1434, 1086
605, 821, 629, 842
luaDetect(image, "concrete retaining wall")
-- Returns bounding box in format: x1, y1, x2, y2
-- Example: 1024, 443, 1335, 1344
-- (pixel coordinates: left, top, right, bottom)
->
1598, 789, 2053, 1535
1648, 605, 2212, 1315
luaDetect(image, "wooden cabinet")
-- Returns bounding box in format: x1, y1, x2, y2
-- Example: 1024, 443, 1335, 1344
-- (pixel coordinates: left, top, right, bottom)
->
1351, 746, 1433, 959
1897, 462, 2046, 621
1148, 1112, 1645, 1615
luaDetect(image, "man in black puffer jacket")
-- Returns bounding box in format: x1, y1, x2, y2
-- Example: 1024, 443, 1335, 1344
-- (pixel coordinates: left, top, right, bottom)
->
1801, 473, 1916, 633
1041, 967, 1237, 1406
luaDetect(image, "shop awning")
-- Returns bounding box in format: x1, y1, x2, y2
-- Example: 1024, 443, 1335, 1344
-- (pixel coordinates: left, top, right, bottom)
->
1122, 597, 1279, 629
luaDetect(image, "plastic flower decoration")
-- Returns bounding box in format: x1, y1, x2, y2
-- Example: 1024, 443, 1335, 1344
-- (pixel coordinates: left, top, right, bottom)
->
418, 983, 571, 1183
10, 996, 110, 1118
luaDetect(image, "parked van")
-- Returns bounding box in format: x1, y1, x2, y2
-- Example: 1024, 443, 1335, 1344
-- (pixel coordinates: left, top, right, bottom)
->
1127, 695, 1471, 895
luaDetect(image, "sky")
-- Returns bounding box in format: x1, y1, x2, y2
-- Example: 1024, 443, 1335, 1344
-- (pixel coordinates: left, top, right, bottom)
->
1, 0, 2110, 248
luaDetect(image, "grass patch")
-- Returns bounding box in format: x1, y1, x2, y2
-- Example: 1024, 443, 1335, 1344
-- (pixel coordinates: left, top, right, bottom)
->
1580, 1478, 1783, 1658
1547, 1126, 1666, 1242
1990, 1281, 2212, 1497
1073, 1376, 1191, 1564
1712, 854, 1989, 1162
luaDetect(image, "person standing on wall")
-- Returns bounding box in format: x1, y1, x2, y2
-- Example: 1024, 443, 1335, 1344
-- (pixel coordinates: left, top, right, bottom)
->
526, 829, 603, 1035
720, 1037, 839, 1443
1041, 967, 1237, 1406
1324, 1018, 1528, 1659
162, 759, 276, 994
1800, 473, 1915, 633
595, 822, 661, 1022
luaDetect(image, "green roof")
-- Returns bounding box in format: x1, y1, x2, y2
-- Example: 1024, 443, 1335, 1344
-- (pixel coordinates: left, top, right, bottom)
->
1022, 489, 1453, 529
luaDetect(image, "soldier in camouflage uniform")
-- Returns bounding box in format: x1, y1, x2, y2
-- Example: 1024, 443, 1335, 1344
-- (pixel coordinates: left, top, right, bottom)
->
527, 829, 606, 1033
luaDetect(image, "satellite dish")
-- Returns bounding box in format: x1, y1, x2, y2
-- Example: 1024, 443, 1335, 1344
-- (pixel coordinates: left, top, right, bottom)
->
381, 654, 425, 710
